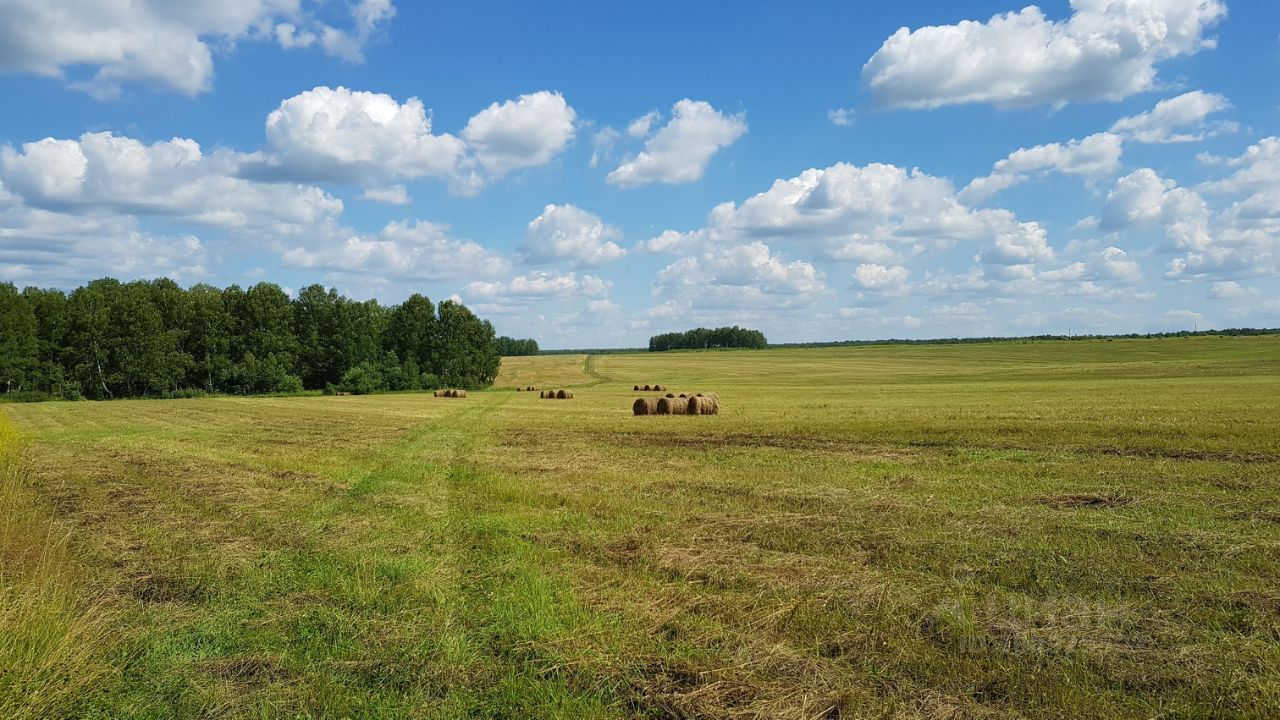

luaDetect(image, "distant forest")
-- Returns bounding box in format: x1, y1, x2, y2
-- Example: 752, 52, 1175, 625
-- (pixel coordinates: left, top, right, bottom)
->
769, 328, 1280, 349
494, 336, 539, 356
649, 326, 768, 352
0, 279, 501, 400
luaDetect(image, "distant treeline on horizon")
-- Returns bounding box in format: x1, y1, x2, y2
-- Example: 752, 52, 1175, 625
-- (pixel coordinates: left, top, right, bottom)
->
534, 327, 1278, 354
0, 279, 501, 401
649, 326, 768, 352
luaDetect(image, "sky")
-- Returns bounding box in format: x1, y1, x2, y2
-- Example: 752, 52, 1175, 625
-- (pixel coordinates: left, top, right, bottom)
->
0, 0, 1278, 348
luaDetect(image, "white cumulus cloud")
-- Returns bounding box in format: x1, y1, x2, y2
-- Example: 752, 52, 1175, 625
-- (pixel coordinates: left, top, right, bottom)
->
260, 86, 467, 186
519, 204, 624, 267
0, 131, 343, 233
461, 91, 577, 179
0, 0, 398, 98
962, 133, 1123, 203
281, 219, 510, 281
607, 99, 746, 187
257, 86, 575, 194
1110, 90, 1234, 143
862, 0, 1227, 110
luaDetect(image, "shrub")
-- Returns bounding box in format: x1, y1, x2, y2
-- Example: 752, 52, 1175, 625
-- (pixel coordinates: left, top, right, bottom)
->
0, 391, 51, 404
336, 363, 385, 395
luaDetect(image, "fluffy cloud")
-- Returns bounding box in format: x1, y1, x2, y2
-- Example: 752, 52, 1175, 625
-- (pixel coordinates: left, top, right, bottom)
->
0, 132, 343, 233
862, 0, 1227, 110
256, 86, 574, 194
607, 100, 747, 187
654, 241, 825, 299
281, 220, 510, 281
1208, 280, 1255, 299
461, 91, 576, 179
853, 263, 910, 291
1110, 90, 1234, 143
1041, 246, 1144, 284
961, 132, 1123, 203
1102, 168, 1213, 249
0, 205, 207, 285
0, 0, 396, 98
1102, 157, 1280, 279
1201, 137, 1280, 196
463, 270, 611, 302
646, 162, 1050, 268
981, 223, 1055, 266
260, 86, 467, 186
519, 204, 624, 267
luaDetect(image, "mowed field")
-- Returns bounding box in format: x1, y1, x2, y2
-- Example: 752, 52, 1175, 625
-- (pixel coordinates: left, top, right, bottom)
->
3, 336, 1279, 719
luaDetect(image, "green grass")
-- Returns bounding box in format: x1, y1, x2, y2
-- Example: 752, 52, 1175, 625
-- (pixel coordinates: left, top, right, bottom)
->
3, 335, 1279, 718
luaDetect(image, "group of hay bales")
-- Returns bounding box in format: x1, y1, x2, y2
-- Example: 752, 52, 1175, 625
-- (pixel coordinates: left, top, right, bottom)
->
633, 392, 719, 416
634, 384, 667, 392
515, 386, 537, 392
540, 389, 574, 399
434, 389, 467, 398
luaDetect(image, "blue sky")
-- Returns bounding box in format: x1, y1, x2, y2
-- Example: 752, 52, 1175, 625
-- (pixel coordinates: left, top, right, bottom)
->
1, 0, 1277, 347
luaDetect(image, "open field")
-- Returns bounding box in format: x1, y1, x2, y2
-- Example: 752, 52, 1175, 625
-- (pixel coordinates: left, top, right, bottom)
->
3, 336, 1280, 718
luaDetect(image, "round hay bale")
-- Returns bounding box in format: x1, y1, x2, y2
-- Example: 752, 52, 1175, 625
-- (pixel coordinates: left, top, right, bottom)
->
633, 397, 658, 415
539, 390, 548, 398
556, 389, 569, 399
516, 387, 522, 392
455, 389, 467, 398
642, 384, 651, 391
564, 390, 574, 399
679, 393, 687, 398
657, 396, 687, 415
634, 385, 640, 391
527, 386, 535, 391
688, 396, 720, 415
665, 393, 675, 398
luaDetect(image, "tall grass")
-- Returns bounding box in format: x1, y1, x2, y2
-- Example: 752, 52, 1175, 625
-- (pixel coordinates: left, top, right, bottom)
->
0, 416, 114, 719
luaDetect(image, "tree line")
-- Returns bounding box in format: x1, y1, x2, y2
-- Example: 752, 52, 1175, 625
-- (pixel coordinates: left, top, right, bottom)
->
494, 336, 539, 356
648, 326, 767, 352
769, 328, 1280, 349
0, 279, 501, 401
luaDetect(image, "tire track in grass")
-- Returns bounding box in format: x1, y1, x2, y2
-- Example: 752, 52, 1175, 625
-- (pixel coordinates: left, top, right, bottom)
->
572, 354, 614, 389
435, 391, 625, 718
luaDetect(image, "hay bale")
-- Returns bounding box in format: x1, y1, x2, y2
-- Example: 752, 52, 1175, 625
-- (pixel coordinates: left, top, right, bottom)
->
556, 389, 572, 399
433, 389, 444, 397
688, 396, 720, 415
527, 386, 535, 391
679, 393, 687, 398
642, 384, 651, 391
539, 390, 548, 398
565, 390, 574, 399
665, 393, 675, 398
634, 385, 640, 391
657, 396, 687, 415
516, 387, 522, 392
633, 397, 658, 415
455, 389, 467, 398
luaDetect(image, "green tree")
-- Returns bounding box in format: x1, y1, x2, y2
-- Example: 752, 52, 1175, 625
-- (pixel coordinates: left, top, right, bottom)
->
20, 287, 69, 396
0, 283, 39, 393
434, 300, 499, 389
